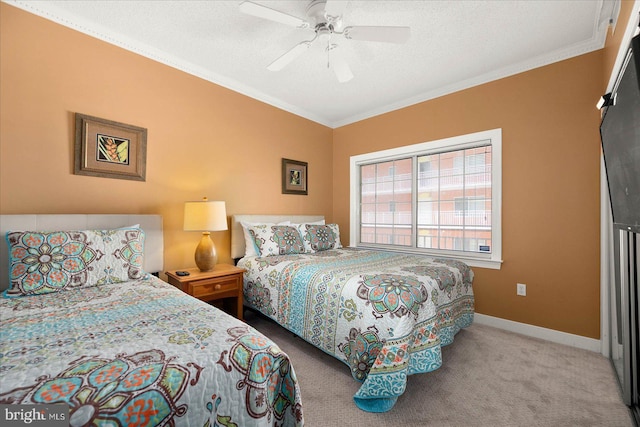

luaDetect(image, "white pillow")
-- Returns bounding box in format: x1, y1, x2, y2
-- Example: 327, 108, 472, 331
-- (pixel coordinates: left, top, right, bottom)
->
293, 219, 325, 226
241, 221, 290, 257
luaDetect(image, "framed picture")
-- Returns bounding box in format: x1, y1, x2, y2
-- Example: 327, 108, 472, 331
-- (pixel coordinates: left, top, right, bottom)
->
282, 158, 308, 195
74, 113, 147, 181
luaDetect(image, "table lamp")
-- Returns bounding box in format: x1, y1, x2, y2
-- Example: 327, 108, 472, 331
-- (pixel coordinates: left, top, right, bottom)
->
183, 197, 227, 271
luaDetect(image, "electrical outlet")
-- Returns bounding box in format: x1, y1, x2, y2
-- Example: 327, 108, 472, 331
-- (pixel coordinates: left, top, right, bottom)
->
517, 283, 527, 296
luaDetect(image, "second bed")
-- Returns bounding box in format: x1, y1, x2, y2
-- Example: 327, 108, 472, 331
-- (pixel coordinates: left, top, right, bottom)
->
232, 215, 474, 413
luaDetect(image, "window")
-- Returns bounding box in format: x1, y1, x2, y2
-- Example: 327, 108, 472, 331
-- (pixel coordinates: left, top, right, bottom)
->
360, 158, 412, 246
350, 129, 502, 269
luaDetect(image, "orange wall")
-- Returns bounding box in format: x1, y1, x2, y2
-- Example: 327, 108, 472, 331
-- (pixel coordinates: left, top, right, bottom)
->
0, 4, 333, 273
333, 52, 605, 339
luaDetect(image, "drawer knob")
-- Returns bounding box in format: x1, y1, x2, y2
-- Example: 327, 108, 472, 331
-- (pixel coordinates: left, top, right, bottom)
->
215, 284, 221, 290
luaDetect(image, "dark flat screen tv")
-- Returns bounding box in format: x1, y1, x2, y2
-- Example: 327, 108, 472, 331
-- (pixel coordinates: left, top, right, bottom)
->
600, 34, 640, 233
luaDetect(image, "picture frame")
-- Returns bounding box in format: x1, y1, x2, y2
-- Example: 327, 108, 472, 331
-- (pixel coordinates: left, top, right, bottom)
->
74, 113, 147, 181
282, 158, 308, 195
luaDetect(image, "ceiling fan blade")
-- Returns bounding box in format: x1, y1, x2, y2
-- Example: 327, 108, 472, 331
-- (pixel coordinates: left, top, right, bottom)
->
332, 55, 353, 83
267, 41, 312, 71
239, 1, 309, 28
324, 0, 347, 21
344, 26, 411, 43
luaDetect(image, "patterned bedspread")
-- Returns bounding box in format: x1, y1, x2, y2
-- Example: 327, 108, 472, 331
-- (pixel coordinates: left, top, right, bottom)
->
238, 247, 474, 413
0, 275, 304, 426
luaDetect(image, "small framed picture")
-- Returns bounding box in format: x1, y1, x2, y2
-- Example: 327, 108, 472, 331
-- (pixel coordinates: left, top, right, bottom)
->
282, 158, 308, 195
74, 113, 147, 181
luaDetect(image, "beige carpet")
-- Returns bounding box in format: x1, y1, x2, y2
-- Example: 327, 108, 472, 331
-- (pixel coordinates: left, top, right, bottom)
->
244, 310, 634, 427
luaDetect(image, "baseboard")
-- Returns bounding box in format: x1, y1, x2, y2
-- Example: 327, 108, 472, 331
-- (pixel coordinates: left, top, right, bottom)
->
473, 313, 602, 353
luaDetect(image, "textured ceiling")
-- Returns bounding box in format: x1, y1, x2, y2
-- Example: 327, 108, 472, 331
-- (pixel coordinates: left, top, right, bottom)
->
5, 0, 619, 127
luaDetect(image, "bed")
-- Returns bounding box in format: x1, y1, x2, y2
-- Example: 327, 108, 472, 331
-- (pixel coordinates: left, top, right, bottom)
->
232, 214, 474, 413
0, 214, 303, 427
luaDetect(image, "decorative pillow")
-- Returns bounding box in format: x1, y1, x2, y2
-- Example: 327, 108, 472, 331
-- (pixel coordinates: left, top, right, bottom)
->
299, 223, 343, 253
5, 228, 146, 297
240, 221, 290, 257
247, 225, 305, 256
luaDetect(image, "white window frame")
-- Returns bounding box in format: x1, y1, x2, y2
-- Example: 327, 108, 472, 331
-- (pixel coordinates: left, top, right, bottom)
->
349, 128, 502, 270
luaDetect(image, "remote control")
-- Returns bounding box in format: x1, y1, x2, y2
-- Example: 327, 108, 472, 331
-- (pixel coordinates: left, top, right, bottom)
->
176, 271, 190, 276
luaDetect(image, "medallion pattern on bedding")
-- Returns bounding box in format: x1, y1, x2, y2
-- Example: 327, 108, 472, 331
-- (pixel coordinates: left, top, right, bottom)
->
218, 326, 301, 422
248, 225, 305, 256
1, 349, 195, 426
0, 275, 303, 426
298, 224, 342, 253
356, 274, 428, 318
5, 228, 145, 297
239, 247, 474, 413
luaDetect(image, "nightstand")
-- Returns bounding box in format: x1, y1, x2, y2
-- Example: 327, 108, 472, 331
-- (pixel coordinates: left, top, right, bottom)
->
165, 264, 245, 320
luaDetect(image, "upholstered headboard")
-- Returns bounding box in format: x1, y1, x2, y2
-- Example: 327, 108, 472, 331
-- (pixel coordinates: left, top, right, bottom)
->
0, 214, 163, 291
231, 214, 325, 259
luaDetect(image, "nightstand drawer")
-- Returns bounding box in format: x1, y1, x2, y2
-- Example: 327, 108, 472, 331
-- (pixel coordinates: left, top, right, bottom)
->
165, 264, 245, 320
189, 276, 240, 299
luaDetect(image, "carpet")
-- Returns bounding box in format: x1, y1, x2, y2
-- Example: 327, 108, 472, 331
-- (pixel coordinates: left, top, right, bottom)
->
244, 310, 634, 426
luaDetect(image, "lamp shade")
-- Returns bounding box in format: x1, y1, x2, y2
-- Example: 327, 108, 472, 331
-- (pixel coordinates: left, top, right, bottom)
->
183, 199, 227, 232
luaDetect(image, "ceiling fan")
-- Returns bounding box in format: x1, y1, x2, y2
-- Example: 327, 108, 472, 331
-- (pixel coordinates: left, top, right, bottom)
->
239, 0, 411, 83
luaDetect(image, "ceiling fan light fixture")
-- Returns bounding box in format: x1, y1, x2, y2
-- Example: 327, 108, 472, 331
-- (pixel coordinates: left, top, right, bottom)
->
317, 25, 332, 43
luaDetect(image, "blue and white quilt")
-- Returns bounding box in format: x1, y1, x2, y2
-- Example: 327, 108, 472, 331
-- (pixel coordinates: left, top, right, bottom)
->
0, 275, 304, 426
238, 247, 474, 413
